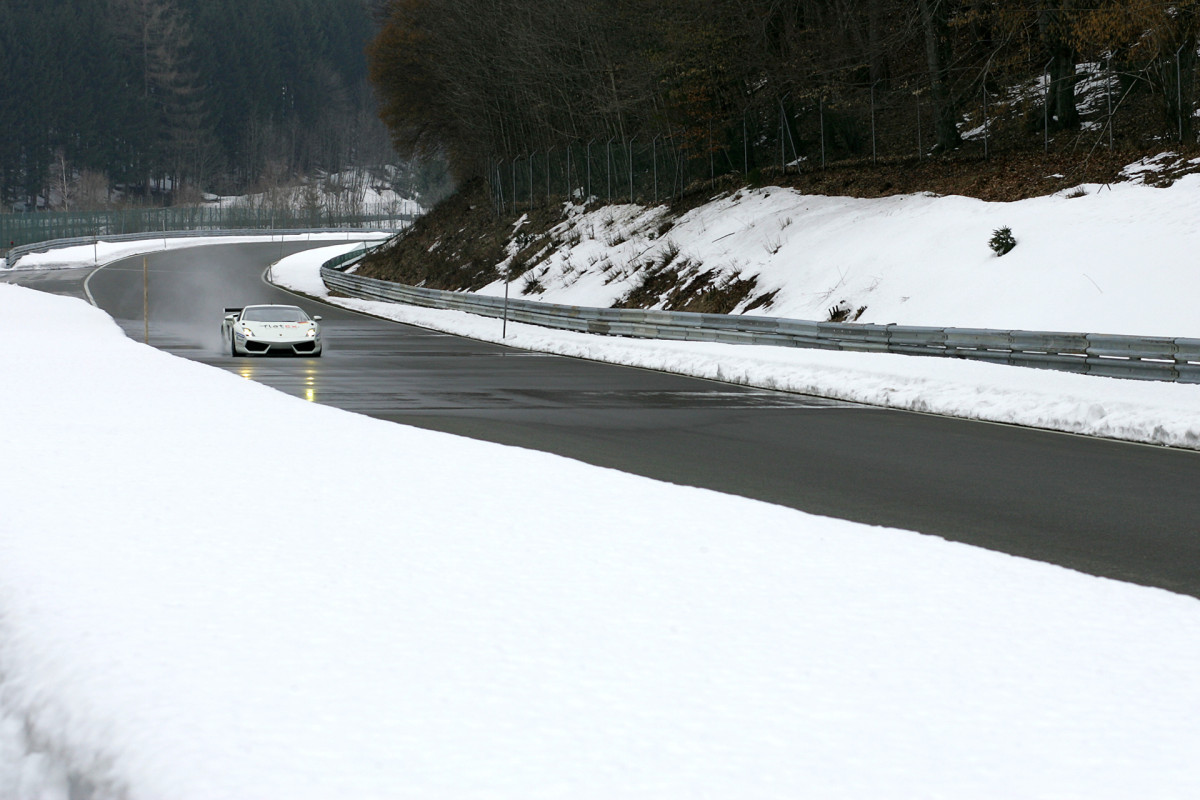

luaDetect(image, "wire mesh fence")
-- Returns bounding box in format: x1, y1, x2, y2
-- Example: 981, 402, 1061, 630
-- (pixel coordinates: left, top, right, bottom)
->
0, 203, 414, 257
487, 58, 1195, 215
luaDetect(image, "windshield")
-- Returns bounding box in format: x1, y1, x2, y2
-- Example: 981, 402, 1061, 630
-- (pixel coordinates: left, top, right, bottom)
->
242, 306, 309, 323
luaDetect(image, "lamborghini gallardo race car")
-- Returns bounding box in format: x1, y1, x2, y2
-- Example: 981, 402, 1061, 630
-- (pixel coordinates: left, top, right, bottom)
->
223, 304, 323, 357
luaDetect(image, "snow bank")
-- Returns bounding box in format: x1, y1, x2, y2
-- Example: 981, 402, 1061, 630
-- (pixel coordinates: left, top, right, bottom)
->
1, 281, 1199, 798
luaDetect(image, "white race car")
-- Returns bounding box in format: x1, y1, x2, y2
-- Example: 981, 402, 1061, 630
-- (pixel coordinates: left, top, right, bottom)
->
223, 304, 323, 357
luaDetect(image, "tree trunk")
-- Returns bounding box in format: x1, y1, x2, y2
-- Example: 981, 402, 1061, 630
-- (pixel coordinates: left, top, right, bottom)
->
918, 0, 961, 152
1048, 49, 1079, 130
1040, 5, 1079, 131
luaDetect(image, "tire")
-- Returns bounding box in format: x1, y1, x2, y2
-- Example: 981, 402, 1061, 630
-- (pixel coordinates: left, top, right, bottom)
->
229, 332, 239, 357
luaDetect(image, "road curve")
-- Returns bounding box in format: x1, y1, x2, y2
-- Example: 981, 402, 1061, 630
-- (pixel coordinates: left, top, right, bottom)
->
14, 241, 1200, 597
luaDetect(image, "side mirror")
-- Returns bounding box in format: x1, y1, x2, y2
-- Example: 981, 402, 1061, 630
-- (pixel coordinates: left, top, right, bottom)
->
313, 315, 322, 321
224, 313, 236, 321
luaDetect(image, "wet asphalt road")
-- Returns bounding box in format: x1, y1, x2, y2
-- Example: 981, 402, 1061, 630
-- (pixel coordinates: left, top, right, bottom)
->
11, 242, 1200, 597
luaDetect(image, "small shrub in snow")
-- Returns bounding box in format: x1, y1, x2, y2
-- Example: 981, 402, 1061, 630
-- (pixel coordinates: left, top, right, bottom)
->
521, 274, 545, 294
989, 226, 1016, 256
826, 301, 867, 322
658, 239, 681, 269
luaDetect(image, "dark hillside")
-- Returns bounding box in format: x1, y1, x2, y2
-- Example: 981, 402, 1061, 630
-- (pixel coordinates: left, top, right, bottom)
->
356, 179, 515, 292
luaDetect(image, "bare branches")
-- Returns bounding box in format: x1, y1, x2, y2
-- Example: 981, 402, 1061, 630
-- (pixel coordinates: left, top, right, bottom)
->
368, 0, 1200, 183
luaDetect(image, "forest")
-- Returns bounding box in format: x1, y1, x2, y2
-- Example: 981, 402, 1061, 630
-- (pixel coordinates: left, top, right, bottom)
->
369, 0, 1200, 198
0, 0, 394, 208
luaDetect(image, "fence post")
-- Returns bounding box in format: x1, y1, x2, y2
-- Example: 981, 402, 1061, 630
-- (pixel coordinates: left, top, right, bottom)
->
709, 121, 714, 182
586, 139, 595, 201
502, 267, 510, 338
546, 147, 554, 204
1107, 56, 1114, 149
870, 82, 877, 164
628, 136, 637, 203
1177, 43, 1186, 142
780, 100, 786, 173
743, 109, 748, 174
785, 106, 800, 172
606, 138, 614, 203
494, 162, 505, 216
982, 86, 989, 160
820, 97, 826, 168
1044, 58, 1053, 154
915, 91, 922, 158
653, 134, 662, 203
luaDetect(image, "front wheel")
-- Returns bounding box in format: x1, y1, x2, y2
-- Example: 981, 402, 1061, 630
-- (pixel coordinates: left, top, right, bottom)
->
229, 332, 239, 357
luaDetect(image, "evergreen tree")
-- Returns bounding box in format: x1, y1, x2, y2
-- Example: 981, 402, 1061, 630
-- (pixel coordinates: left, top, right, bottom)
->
0, 0, 386, 206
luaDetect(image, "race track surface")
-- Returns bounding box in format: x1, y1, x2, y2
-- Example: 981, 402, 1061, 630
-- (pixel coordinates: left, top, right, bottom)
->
15, 241, 1200, 597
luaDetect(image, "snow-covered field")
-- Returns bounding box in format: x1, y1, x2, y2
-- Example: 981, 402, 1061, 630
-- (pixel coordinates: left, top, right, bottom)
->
3, 174, 1200, 797
2, 271, 1199, 799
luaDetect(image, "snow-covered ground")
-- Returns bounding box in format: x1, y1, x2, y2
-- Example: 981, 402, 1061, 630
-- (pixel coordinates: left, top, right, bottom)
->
2, 270, 1199, 799
4, 175, 1200, 797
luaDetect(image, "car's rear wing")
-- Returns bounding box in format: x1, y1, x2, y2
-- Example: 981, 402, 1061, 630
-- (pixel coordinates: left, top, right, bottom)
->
224, 307, 243, 316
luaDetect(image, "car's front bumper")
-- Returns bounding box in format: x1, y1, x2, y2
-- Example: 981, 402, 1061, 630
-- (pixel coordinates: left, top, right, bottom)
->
235, 336, 321, 355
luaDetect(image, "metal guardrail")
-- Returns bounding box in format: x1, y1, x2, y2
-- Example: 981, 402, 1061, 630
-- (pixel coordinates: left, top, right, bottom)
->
321, 255, 1200, 383
0, 204, 416, 253
5, 228, 397, 269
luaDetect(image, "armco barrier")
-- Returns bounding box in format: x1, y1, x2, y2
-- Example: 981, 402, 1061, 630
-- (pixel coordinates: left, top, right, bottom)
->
318, 252, 1200, 383
0, 204, 416, 254
4, 227, 402, 270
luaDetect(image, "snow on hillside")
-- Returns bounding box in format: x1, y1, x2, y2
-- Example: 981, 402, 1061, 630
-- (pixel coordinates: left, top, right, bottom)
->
463, 164, 1200, 339
211, 166, 424, 216
2, 281, 1199, 799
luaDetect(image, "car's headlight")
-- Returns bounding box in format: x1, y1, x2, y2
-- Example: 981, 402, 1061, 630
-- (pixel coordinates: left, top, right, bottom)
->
306, 328, 317, 338
241, 327, 254, 337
